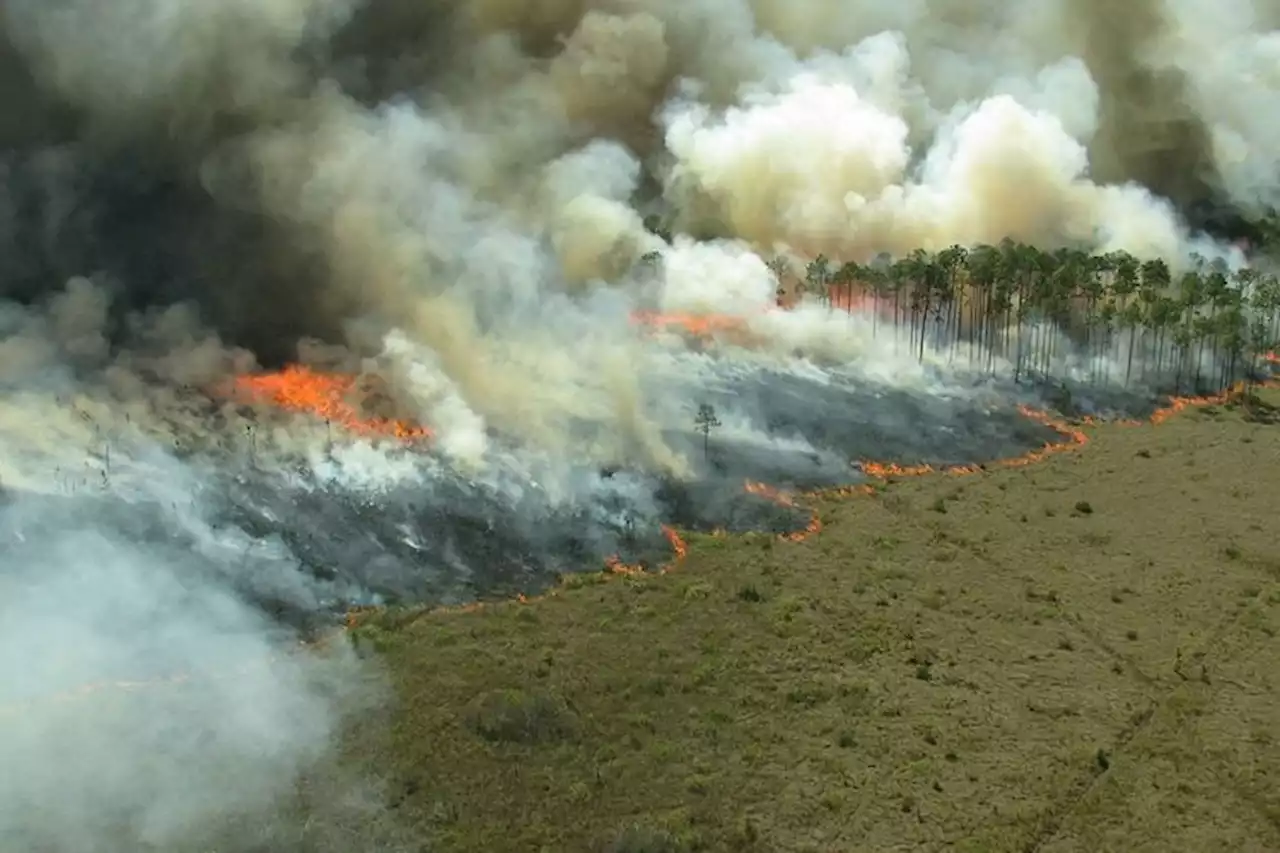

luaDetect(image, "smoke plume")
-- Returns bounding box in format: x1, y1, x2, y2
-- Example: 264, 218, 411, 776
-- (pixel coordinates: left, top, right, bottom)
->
0, 282, 404, 851
1, 1, 1278, 847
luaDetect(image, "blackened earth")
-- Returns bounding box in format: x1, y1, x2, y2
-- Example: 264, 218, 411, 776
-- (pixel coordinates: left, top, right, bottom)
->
202, 365, 1066, 626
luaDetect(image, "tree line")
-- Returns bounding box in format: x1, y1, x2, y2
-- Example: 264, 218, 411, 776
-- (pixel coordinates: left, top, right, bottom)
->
768, 241, 1280, 395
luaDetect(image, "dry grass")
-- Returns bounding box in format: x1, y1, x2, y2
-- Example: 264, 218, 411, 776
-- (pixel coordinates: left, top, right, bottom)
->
340, 387, 1280, 852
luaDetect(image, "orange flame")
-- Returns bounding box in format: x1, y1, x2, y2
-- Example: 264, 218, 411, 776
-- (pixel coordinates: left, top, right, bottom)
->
229, 365, 431, 441
1148, 381, 1257, 425
855, 406, 1089, 481
744, 480, 795, 506
16, 374, 1277, 715
630, 310, 750, 338
744, 480, 823, 541
629, 283, 876, 337
603, 524, 688, 576
827, 287, 876, 313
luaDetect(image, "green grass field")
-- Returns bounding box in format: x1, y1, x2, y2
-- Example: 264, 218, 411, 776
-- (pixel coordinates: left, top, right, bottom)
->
332, 388, 1280, 853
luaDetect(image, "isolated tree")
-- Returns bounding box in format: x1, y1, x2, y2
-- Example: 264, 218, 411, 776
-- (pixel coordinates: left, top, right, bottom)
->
642, 214, 672, 243
694, 403, 722, 461
766, 255, 791, 305
632, 250, 664, 282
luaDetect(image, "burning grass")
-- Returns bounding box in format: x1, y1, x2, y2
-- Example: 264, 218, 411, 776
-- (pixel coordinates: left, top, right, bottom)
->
228, 364, 432, 442
8, 382, 1280, 851
335, 384, 1280, 852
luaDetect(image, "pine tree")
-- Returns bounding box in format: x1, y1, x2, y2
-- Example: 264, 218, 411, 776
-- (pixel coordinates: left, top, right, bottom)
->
694, 403, 722, 461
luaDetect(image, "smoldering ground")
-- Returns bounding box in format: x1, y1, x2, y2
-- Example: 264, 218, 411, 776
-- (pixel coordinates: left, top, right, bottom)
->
0, 444, 399, 850
0, 280, 1064, 852
3, 1, 1280, 849
0, 275, 1063, 609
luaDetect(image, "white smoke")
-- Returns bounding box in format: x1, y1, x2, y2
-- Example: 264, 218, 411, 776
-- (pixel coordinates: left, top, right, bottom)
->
0, 279, 395, 851
661, 57, 1192, 263
2, 5, 1276, 843
5, 0, 1274, 463
0, 437, 370, 851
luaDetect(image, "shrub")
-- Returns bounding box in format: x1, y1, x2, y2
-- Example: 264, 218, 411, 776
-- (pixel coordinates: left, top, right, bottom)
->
467, 689, 576, 744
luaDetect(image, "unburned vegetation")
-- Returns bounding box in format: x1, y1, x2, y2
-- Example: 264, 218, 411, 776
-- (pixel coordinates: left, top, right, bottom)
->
342, 388, 1280, 852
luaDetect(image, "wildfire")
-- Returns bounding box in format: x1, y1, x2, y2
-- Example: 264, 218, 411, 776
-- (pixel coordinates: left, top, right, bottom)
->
744, 480, 795, 505
16, 374, 1275, 716
744, 480, 823, 541
813, 483, 878, 499
603, 524, 689, 575
630, 309, 750, 338
854, 407, 1089, 481
0, 640, 328, 720
827, 289, 876, 314
229, 365, 432, 441
627, 288, 871, 340
1149, 381, 1257, 425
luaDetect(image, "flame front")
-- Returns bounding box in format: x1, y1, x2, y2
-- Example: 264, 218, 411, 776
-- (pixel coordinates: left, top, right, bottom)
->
630, 310, 750, 338
855, 406, 1090, 479
15, 374, 1275, 716
744, 480, 823, 541
629, 284, 875, 339
230, 365, 432, 441
604, 524, 689, 575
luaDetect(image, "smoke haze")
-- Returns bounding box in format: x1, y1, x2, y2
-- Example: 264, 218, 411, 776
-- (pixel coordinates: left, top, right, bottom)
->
1, 0, 1278, 849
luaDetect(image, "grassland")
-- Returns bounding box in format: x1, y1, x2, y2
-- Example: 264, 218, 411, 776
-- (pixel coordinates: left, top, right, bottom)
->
340, 388, 1280, 853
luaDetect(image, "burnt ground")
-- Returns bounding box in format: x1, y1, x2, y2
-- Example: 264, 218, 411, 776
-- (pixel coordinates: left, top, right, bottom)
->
285, 388, 1280, 851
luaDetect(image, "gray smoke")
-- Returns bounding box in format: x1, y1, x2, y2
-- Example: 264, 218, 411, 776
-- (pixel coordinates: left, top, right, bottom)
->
0, 284, 396, 850
0, 439, 384, 849
1, 3, 1279, 847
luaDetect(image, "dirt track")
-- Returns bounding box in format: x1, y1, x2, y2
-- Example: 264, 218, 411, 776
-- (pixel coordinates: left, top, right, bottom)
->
346, 389, 1280, 852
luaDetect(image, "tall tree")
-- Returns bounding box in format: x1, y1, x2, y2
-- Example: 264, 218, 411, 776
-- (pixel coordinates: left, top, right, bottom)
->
966, 243, 1001, 370
694, 404, 721, 461
806, 254, 832, 310
767, 255, 790, 306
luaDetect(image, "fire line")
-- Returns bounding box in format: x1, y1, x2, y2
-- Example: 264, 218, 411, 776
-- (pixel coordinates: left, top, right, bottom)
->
4, 375, 1274, 718
228, 364, 432, 441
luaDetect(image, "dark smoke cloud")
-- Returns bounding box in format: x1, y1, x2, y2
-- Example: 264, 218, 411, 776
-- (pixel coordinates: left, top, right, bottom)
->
1068, 0, 1218, 207
0, 0, 1271, 383
2, 2, 1278, 849
3, 0, 1273, 358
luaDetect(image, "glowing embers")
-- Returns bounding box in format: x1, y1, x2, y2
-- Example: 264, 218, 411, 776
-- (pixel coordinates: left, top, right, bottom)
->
604, 524, 688, 575
1149, 381, 1262, 425
629, 282, 877, 340
630, 309, 751, 339
743, 480, 823, 541
230, 365, 432, 441
857, 405, 1090, 479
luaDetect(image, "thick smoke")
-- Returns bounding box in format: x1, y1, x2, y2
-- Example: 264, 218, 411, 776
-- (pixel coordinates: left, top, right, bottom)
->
4, 0, 1275, 358
0, 486, 361, 850
9, 0, 1268, 447
1, 3, 1278, 847
0, 285, 398, 851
